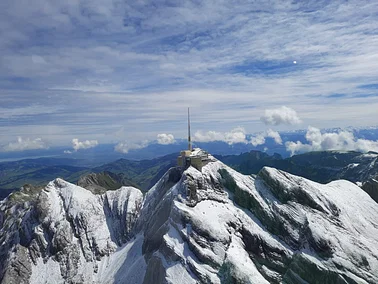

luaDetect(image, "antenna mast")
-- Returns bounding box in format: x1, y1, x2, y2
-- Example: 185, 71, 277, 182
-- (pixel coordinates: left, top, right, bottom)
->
188, 107, 192, 151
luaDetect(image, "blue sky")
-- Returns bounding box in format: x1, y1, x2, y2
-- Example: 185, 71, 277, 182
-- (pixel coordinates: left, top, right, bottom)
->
1, 0, 378, 153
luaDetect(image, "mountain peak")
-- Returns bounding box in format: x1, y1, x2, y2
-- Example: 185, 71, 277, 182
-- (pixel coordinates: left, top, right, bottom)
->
1, 157, 378, 283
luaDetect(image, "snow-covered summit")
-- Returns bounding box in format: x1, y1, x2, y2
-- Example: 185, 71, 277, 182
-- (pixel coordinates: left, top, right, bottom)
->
0, 179, 143, 283
1, 155, 378, 283
139, 160, 378, 283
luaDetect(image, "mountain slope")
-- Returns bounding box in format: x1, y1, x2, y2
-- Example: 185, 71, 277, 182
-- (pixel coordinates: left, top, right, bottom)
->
93, 153, 177, 191
0, 153, 177, 199
0, 180, 143, 283
137, 159, 378, 283
218, 150, 378, 203
1, 153, 378, 283
77, 171, 140, 194
0, 159, 90, 199
217, 150, 378, 183
362, 175, 378, 204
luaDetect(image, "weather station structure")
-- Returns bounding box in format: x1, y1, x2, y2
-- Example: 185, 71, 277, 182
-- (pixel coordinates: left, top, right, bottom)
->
177, 108, 210, 171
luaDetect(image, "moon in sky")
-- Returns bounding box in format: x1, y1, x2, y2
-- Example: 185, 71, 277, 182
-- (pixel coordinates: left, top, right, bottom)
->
293, 61, 297, 64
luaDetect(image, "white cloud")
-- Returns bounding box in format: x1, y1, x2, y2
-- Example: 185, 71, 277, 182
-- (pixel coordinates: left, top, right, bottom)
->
2, 137, 48, 152
193, 130, 225, 143
2, 1, 378, 145
266, 129, 283, 145
194, 127, 247, 144
250, 135, 266, 146
0, 104, 63, 119
224, 127, 248, 144
286, 126, 378, 155
114, 141, 148, 154
157, 133, 175, 145
261, 106, 302, 126
194, 127, 282, 147
72, 138, 98, 151
250, 129, 282, 146
64, 150, 72, 154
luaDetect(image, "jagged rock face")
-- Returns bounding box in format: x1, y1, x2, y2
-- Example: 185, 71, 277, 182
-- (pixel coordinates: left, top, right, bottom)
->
338, 152, 378, 183
362, 176, 378, 203
138, 160, 378, 284
218, 150, 378, 204
1, 155, 378, 283
0, 179, 143, 284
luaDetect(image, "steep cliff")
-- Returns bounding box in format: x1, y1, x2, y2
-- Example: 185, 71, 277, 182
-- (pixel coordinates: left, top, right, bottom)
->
1, 153, 377, 283
0, 180, 143, 283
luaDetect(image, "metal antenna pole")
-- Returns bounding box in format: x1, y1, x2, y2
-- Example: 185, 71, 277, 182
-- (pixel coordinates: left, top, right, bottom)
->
188, 107, 192, 151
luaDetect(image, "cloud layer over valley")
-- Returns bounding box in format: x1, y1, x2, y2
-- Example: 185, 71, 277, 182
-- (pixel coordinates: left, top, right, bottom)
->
2, 137, 48, 152
286, 127, 378, 155
72, 138, 98, 151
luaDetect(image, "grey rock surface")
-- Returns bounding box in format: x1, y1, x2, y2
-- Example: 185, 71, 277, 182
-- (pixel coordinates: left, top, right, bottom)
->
0, 180, 143, 283
1, 154, 378, 283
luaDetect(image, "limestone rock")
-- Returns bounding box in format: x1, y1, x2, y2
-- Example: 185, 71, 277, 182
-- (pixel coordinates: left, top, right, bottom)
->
1, 154, 378, 283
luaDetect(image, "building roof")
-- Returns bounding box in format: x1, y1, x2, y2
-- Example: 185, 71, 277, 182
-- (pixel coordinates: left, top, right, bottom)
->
190, 148, 208, 157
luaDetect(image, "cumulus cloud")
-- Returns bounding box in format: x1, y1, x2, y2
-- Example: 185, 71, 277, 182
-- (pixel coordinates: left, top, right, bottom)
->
157, 133, 175, 145
250, 129, 282, 146
250, 135, 266, 146
3, 2, 378, 145
2, 137, 48, 152
114, 141, 148, 154
266, 129, 283, 145
261, 106, 302, 126
194, 127, 283, 147
72, 138, 98, 151
193, 131, 225, 143
286, 126, 378, 155
194, 127, 247, 145
224, 127, 248, 144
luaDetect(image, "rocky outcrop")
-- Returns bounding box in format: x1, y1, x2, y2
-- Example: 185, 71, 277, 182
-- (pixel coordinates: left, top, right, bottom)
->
218, 150, 378, 204
361, 176, 378, 204
135, 160, 378, 284
0, 179, 143, 284
1, 154, 378, 284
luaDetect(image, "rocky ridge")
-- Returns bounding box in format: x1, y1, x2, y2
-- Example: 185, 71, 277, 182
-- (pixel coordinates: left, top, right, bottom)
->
77, 171, 139, 194
1, 153, 378, 283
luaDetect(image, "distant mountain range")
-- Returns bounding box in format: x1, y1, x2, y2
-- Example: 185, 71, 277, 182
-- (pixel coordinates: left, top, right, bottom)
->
0, 158, 89, 199
92, 153, 178, 190
0, 153, 178, 199
217, 150, 378, 184
1, 149, 377, 203
216, 150, 378, 203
